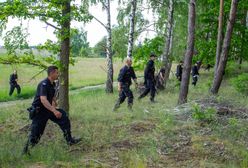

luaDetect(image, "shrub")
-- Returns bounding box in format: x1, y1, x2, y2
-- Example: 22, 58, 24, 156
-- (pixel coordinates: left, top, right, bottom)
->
231, 73, 248, 96
192, 103, 216, 121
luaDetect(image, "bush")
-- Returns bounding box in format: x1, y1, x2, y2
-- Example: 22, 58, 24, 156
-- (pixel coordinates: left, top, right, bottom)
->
225, 61, 236, 77
231, 73, 248, 96
192, 103, 216, 121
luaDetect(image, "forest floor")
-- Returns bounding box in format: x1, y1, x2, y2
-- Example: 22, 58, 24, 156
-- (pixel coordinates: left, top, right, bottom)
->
0, 61, 248, 168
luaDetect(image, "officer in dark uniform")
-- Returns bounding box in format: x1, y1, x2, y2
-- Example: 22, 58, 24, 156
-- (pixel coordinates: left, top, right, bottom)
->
176, 61, 183, 81
192, 62, 199, 86
23, 66, 81, 155
156, 66, 166, 90
9, 70, 21, 96
138, 53, 157, 102
113, 58, 138, 111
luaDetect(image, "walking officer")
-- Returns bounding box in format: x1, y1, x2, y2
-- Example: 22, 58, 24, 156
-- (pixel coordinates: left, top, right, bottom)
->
23, 66, 81, 155
176, 61, 183, 82
9, 70, 21, 96
138, 53, 157, 102
113, 57, 138, 111
192, 62, 199, 86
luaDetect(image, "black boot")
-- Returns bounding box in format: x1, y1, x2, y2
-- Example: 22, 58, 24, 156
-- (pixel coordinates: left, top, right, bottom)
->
22, 140, 31, 156
113, 100, 121, 111
128, 103, 133, 111
67, 137, 82, 146
64, 130, 81, 146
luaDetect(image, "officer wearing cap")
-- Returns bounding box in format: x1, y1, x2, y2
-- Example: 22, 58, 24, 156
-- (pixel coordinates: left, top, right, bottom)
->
138, 53, 157, 102
113, 57, 138, 111
23, 66, 81, 155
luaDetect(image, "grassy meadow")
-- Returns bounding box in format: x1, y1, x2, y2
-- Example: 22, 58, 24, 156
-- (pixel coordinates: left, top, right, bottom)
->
0, 60, 248, 167
0, 57, 130, 102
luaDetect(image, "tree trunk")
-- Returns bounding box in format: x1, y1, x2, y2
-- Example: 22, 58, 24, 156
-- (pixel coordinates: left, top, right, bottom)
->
59, 0, 71, 112
178, 0, 196, 105
162, 0, 174, 88
214, 0, 224, 73
105, 0, 113, 93
126, 0, 137, 59
211, 0, 238, 94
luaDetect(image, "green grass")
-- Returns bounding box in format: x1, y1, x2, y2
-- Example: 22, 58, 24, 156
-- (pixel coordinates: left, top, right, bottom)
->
0, 61, 248, 167
0, 57, 142, 102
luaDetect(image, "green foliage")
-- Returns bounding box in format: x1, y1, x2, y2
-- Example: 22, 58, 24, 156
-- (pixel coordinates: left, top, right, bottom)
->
3, 26, 29, 56
133, 36, 164, 70
93, 37, 107, 57
112, 25, 128, 59
192, 103, 216, 121
231, 73, 248, 96
71, 28, 91, 57
0, 0, 92, 69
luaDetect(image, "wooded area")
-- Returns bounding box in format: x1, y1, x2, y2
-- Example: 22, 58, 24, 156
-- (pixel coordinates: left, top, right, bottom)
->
0, 0, 248, 167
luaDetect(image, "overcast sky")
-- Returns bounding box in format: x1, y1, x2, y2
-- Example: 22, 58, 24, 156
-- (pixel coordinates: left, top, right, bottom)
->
0, 1, 156, 47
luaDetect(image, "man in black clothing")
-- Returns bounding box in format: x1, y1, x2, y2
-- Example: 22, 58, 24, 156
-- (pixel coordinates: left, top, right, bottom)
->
113, 58, 138, 111
138, 53, 157, 102
176, 61, 183, 82
192, 62, 199, 86
156, 67, 166, 90
9, 70, 21, 96
23, 66, 81, 155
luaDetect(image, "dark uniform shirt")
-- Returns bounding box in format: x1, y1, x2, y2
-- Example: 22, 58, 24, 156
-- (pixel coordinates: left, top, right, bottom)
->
144, 60, 155, 80
176, 65, 183, 77
192, 65, 199, 76
9, 74, 18, 85
32, 78, 55, 108
118, 65, 137, 86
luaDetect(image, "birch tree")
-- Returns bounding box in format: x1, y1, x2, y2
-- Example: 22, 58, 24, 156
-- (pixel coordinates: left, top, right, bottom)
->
88, 0, 113, 93
162, 0, 174, 88
126, 0, 137, 59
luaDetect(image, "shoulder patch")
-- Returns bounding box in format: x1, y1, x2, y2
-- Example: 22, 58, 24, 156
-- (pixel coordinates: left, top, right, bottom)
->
42, 82, 47, 86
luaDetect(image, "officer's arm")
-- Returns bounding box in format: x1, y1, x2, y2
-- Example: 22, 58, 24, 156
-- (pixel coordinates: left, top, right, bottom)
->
40, 96, 57, 113
40, 84, 61, 118
117, 68, 125, 90
131, 69, 138, 85
52, 97, 58, 108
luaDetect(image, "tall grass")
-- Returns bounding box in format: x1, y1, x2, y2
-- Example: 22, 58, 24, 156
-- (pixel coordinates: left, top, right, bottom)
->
0, 61, 248, 167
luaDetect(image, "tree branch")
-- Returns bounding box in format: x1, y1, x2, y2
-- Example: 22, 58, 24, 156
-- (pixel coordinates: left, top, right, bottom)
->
90, 13, 108, 30
44, 21, 61, 30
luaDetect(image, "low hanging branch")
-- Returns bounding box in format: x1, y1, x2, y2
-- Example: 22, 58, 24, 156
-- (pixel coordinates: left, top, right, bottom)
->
0, 56, 48, 69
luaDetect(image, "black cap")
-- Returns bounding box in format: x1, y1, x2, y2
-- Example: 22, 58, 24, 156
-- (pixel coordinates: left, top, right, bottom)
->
150, 53, 157, 57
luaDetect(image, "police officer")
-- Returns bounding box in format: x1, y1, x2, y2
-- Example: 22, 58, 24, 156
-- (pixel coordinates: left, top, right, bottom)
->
192, 62, 199, 86
138, 53, 157, 102
156, 66, 166, 90
9, 70, 21, 96
113, 57, 138, 111
23, 66, 81, 155
176, 61, 183, 82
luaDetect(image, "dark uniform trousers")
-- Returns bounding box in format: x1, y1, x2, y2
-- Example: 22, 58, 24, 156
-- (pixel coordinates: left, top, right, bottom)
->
118, 84, 134, 105
9, 84, 21, 96
192, 75, 198, 86
139, 79, 156, 101
29, 108, 71, 146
